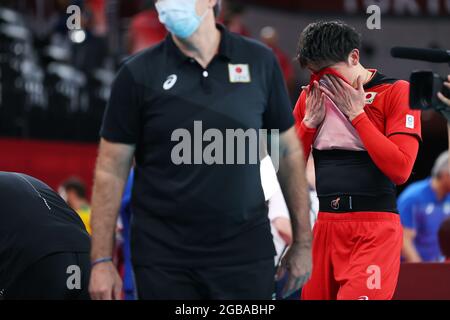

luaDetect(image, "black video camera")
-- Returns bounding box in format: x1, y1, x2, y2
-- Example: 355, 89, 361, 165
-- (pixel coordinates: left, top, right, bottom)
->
391, 47, 450, 114
410, 71, 450, 111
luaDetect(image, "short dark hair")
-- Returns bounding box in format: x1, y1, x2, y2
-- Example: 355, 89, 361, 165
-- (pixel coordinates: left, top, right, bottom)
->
296, 21, 362, 68
63, 178, 87, 199
439, 218, 450, 258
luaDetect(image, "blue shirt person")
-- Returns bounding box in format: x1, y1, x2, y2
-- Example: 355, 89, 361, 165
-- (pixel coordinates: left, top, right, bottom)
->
398, 151, 450, 262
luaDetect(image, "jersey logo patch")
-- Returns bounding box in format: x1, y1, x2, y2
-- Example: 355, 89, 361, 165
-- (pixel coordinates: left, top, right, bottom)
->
406, 114, 415, 129
365, 92, 377, 104
425, 203, 435, 215
163, 74, 178, 90
228, 64, 251, 83
331, 197, 341, 210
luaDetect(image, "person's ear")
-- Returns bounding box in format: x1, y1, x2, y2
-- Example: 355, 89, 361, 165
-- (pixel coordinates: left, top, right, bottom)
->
348, 49, 360, 67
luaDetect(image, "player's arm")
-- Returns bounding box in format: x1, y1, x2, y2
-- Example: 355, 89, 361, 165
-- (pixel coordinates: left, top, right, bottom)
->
293, 82, 325, 162
276, 127, 312, 298
89, 139, 135, 300
321, 76, 420, 185
351, 117, 419, 185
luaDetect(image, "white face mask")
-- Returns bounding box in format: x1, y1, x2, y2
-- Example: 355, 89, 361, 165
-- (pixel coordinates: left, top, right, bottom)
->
155, 0, 209, 39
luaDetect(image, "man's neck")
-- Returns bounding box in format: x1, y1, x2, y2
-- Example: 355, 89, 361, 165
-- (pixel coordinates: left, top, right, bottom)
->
172, 18, 221, 69
431, 178, 446, 201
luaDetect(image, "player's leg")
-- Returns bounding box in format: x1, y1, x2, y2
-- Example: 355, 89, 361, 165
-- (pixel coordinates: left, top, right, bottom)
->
332, 212, 403, 300
133, 265, 204, 300
196, 259, 275, 300
301, 214, 339, 300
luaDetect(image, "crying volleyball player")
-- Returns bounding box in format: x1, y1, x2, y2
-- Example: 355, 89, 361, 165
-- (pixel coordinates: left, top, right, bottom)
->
294, 21, 422, 300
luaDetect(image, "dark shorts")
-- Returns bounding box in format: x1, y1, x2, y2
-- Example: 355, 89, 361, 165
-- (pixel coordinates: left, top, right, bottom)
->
134, 259, 276, 300
4, 252, 91, 300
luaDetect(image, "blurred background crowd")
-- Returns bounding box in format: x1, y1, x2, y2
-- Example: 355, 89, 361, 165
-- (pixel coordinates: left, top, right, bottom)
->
0, 0, 449, 299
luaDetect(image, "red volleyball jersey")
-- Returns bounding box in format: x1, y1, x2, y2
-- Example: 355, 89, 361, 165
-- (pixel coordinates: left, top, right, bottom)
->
294, 69, 422, 147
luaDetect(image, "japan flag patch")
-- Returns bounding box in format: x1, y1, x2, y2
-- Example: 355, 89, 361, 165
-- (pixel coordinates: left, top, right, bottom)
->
406, 114, 415, 129
365, 92, 377, 104
228, 64, 251, 83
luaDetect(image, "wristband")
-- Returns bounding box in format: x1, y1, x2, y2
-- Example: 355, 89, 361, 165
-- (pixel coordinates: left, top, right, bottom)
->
91, 257, 113, 268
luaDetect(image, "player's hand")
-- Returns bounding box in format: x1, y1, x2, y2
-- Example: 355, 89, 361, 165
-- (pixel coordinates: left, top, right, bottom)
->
303, 81, 326, 128
89, 261, 123, 300
276, 242, 312, 299
437, 75, 450, 122
320, 75, 366, 121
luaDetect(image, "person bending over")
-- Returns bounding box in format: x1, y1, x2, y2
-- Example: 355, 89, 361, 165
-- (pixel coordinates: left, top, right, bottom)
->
0, 172, 91, 300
